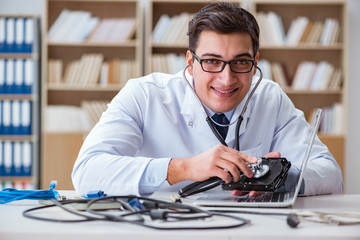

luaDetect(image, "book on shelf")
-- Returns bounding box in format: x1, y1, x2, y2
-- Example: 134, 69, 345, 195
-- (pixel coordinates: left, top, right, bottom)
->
256, 11, 341, 46
151, 53, 186, 74
45, 105, 92, 133
87, 18, 136, 43
81, 100, 109, 127
152, 13, 193, 45
99, 59, 136, 87
308, 103, 343, 135
291, 61, 341, 91
256, 11, 285, 45
256, 59, 290, 89
48, 9, 99, 42
49, 56, 136, 87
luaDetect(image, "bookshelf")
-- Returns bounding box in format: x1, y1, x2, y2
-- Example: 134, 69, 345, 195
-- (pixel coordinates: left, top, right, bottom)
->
144, 0, 347, 176
41, 0, 143, 189
250, 0, 347, 176
0, 15, 40, 190
144, 0, 241, 75
40, 0, 348, 188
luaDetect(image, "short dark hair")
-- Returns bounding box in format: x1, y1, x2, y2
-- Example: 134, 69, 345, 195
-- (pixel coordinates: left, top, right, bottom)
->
188, 2, 260, 57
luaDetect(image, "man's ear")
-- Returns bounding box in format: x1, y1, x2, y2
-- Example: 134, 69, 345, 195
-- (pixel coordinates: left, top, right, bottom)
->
186, 50, 194, 76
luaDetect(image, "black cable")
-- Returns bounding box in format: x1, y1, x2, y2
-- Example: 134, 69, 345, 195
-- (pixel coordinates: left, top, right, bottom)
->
22, 195, 250, 230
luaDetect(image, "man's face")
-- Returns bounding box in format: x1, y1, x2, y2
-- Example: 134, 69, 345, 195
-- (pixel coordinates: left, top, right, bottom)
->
186, 30, 258, 113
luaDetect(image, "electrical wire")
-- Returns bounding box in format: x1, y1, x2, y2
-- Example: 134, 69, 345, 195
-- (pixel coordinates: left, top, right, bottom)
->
22, 195, 250, 230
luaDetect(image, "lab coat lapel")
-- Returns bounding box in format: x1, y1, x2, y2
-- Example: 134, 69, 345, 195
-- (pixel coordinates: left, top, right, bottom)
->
226, 98, 250, 145
180, 85, 217, 139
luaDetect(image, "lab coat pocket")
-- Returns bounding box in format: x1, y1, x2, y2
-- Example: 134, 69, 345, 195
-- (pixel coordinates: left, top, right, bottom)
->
240, 144, 264, 157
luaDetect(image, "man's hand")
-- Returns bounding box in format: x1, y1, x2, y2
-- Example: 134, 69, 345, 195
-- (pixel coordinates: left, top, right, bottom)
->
167, 144, 257, 185
231, 151, 281, 197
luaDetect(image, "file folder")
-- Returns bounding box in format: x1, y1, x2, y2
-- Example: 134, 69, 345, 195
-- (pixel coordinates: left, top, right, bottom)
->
13, 141, 22, 176
15, 18, 24, 53
5, 59, 15, 93
0, 59, 4, 93
15, 59, 24, 93
21, 100, 31, 135
2, 100, 11, 135
0, 17, 5, 52
12, 100, 21, 135
5, 18, 15, 53
22, 141, 32, 176
3, 141, 12, 176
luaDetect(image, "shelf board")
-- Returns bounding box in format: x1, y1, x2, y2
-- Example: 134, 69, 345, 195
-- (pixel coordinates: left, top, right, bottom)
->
284, 89, 342, 95
152, 42, 188, 48
260, 44, 343, 50
0, 176, 33, 181
0, 135, 38, 142
254, 0, 346, 5
0, 94, 38, 101
48, 40, 137, 48
47, 83, 122, 92
0, 53, 39, 59
318, 133, 345, 139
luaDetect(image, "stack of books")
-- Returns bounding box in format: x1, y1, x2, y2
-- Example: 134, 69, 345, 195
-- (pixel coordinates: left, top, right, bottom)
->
257, 59, 342, 91
151, 53, 186, 74
48, 9, 135, 43
48, 55, 136, 87
81, 100, 109, 127
256, 12, 341, 46
152, 13, 194, 45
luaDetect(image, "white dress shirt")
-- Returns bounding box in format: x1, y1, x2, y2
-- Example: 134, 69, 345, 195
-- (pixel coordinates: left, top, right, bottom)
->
72, 70, 344, 196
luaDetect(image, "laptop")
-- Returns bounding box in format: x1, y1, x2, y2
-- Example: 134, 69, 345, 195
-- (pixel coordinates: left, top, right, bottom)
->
193, 108, 322, 208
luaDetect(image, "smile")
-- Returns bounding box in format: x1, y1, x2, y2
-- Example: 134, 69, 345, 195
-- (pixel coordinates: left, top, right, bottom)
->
212, 87, 238, 94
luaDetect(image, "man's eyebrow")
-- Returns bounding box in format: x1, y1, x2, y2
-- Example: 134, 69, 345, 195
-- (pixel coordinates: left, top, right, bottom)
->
201, 53, 253, 59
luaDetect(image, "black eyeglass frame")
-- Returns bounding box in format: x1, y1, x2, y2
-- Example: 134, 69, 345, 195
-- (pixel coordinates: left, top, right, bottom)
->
191, 51, 256, 74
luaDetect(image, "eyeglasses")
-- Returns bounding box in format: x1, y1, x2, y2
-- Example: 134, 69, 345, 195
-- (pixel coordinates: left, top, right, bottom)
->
191, 51, 255, 73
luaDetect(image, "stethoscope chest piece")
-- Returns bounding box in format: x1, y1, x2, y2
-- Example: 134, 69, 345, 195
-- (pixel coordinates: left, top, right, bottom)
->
248, 158, 270, 178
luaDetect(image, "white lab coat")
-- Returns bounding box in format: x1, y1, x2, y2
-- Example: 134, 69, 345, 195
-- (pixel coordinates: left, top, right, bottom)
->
72, 70, 343, 196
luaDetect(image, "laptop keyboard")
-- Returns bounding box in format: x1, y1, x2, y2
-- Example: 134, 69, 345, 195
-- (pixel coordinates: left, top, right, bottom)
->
236, 192, 288, 203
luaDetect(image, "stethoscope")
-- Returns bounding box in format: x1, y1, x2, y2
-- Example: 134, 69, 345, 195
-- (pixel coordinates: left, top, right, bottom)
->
178, 64, 264, 197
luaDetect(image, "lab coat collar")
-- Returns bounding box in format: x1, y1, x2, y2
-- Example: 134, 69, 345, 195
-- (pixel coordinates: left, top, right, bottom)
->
180, 70, 253, 142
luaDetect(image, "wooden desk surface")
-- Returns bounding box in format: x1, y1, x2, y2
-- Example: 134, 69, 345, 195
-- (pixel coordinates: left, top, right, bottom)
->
0, 193, 359, 240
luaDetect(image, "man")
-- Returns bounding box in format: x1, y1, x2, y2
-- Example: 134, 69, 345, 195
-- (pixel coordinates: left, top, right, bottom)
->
72, 2, 343, 197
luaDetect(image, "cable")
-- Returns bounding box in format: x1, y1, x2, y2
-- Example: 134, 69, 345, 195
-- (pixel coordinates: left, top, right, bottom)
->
0, 181, 60, 204
22, 195, 250, 230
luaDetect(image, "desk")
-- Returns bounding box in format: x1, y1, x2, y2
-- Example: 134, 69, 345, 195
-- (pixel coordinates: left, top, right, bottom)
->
0, 193, 359, 240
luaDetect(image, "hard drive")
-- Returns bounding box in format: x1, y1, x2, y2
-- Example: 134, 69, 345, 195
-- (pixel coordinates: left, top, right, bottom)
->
221, 157, 291, 192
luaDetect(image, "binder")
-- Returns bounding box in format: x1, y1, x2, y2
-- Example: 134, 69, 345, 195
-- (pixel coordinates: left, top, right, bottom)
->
13, 141, 22, 176
12, 100, 21, 135
21, 100, 31, 135
15, 59, 24, 93
0, 141, 3, 176
5, 18, 15, 53
2, 100, 11, 135
0, 17, 5, 52
24, 59, 34, 93
5, 59, 15, 93
3, 141, 13, 176
0, 58, 5, 93
24, 17, 35, 53
0, 101, 2, 134
15, 18, 24, 53
22, 141, 32, 176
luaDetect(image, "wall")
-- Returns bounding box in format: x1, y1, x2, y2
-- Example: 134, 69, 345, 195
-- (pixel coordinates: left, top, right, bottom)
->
1, 0, 359, 193
345, 0, 360, 194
